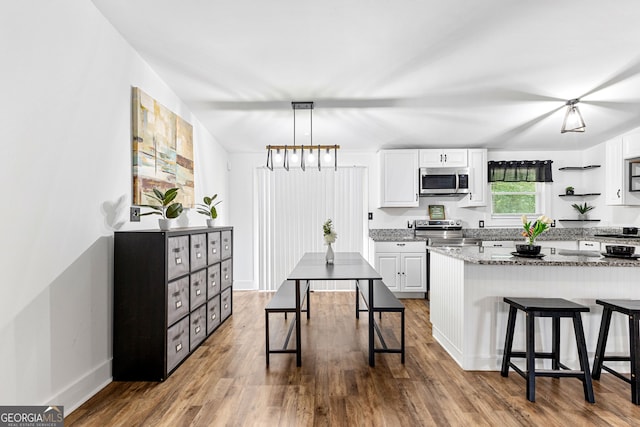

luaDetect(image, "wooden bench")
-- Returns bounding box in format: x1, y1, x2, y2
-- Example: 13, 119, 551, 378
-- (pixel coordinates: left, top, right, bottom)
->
265, 280, 310, 366
355, 280, 405, 363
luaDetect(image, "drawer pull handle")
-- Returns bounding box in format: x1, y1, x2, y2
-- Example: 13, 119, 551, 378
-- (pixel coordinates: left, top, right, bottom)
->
195, 326, 201, 334
172, 291, 180, 297
176, 343, 182, 353
397, 243, 406, 247
494, 244, 502, 247
196, 252, 202, 259
175, 257, 182, 265
172, 248, 181, 253
196, 289, 201, 296
176, 300, 182, 309
194, 244, 201, 248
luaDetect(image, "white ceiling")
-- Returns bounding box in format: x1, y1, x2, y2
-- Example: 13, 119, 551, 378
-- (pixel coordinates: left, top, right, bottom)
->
92, 0, 640, 153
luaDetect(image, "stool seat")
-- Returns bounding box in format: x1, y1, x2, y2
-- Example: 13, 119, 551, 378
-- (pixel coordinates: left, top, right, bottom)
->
504, 297, 590, 313
501, 297, 594, 403
591, 299, 640, 405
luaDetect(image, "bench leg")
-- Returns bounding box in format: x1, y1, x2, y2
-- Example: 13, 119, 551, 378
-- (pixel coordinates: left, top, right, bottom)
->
552, 316, 560, 371
401, 309, 405, 364
573, 313, 595, 403
369, 279, 375, 367
501, 306, 517, 377
592, 307, 613, 380
265, 310, 270, 366
306, 281, 310, 319
295, 279, 302, 367
355, 280, 360, 319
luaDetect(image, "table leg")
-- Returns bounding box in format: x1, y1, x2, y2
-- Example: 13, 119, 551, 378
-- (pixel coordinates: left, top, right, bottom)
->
369, 279, 375, 367
296, 278, 302, 367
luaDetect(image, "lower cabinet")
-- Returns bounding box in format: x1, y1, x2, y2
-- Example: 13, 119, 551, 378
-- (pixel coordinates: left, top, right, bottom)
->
374, 242, 427, 293
114, 226, 233, 381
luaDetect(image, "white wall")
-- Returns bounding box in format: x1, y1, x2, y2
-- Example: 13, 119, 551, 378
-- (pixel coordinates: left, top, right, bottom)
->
0, 1, 229, 412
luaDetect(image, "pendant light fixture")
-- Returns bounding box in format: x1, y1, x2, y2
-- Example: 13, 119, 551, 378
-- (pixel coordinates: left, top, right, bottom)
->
560, 99, 586, 133
266, 101, 340, 171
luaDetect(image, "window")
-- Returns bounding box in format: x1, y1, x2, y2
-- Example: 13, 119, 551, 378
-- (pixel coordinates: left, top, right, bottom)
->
491, 181, 543, 216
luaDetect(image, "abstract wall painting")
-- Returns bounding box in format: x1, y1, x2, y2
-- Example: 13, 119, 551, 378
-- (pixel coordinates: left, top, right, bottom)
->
132, 87, 194, 207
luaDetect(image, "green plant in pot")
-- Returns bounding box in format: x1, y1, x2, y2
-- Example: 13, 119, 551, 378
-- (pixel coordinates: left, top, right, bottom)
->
197, 194, 222, 227
565, 186, 575, 195
571, 202, 594, 220
140, 187, 184, 230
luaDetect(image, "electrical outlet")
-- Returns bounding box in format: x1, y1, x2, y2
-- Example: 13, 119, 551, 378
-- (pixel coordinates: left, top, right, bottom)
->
479, 220, 485, 228
368, 212, 373, 220
130, 206, 141, 222
551, 219, 556, 228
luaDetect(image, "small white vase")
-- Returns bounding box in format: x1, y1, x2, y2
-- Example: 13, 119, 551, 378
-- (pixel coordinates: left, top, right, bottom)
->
158, 218, 172, 231
325, 243, 334, 264
206, 218, 216, 228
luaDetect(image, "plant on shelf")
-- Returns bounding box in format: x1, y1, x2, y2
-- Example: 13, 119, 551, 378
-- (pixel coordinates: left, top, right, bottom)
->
197, 194, 222, 227
140, 187, 184, 230
571, 202, 595, 220
565, 186, 575, 195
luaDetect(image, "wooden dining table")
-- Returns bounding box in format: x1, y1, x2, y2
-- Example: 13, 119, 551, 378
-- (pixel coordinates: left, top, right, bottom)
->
287, 252, 382, 366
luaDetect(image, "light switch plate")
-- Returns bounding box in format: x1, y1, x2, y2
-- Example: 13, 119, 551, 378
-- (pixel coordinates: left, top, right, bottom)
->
130, 206, 141, 222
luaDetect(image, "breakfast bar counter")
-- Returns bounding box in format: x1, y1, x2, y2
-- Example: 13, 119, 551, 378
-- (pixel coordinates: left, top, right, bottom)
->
428, 245, 640, 371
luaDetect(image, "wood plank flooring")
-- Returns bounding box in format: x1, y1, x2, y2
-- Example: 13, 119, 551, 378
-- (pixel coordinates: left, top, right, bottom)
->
66, 291, 640, 426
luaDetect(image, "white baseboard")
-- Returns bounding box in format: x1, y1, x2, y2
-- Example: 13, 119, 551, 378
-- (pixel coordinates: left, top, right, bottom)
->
49, 359, 112, 415
233, 280, 257, 290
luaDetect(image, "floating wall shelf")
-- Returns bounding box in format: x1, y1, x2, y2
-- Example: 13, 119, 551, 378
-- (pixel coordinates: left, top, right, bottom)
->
558, 165, 601, 170
558, 193, 601, 197
558, 219, 601, 222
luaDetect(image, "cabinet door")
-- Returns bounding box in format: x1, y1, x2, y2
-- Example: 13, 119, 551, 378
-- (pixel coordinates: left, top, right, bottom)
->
375, 253, 401, 291
379, 150, 419, 207
442, 149, 468, 167
190, 233, 207, 271
606, 138, 625, 205
623, 133, 640, 159
419, 149, 445, 167
167, 236, 190, 280
401, 253, 426, 291
459, 149, 486, 207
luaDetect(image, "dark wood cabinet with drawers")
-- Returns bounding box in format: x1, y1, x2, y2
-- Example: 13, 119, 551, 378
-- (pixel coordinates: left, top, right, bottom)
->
113, 226, 233, 381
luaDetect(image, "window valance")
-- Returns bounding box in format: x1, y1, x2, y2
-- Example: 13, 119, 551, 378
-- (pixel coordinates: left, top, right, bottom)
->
488, 160, 553, 182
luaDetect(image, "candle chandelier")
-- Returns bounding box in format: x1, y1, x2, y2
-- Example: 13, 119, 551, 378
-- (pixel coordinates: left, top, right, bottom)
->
266, 101, 340, 171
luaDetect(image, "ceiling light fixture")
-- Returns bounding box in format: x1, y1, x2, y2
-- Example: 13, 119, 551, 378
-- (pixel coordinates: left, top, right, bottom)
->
266, 101, 340, 171
560, 99, 586, 133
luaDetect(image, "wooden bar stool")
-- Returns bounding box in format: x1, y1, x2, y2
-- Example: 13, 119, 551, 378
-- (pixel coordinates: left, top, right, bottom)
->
591, 299, 640, 405
501, 297, 595, 403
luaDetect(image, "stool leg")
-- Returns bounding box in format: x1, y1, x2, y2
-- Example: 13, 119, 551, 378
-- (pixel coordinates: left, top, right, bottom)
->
552, 316, 560, 371
592, 307, 613, 380
573, 313, 595, 403
526, 312, 536, 402
501, 306, 517, 377
629, 313, 640, 405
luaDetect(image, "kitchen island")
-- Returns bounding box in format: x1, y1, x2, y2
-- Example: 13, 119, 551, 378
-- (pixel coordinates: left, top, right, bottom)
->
428, 245, 640, 371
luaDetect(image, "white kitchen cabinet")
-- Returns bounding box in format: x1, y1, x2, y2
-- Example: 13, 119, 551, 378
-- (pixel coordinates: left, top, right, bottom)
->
623, 132, 640, 159
578, 240, 600, 251
605, 138, 640, 206
419, 149, 468, 168
374, 242, 426, 293
459, 148, 487, 207
481, 240, 515, 248
378, 150, 419, 207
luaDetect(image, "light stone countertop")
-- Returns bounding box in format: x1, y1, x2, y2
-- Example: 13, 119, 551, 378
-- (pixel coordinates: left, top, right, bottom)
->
428, 245, 640, 267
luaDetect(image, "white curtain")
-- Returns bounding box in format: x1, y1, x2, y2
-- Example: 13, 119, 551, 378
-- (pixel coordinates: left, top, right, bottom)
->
257, 167, 368, 291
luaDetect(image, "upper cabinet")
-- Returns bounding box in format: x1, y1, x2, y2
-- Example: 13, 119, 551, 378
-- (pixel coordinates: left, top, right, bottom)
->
623, 133, 640, 159
459, 149, 487, 207
419, 149, 468, 168
605, 138, 640, 206
379, 149, 419, 207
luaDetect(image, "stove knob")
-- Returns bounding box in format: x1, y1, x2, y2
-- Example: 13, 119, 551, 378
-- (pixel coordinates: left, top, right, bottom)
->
455, 219, 462, 226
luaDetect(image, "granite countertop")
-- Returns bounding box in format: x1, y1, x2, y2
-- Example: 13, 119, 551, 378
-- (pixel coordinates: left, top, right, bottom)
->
428, 245, 640, 267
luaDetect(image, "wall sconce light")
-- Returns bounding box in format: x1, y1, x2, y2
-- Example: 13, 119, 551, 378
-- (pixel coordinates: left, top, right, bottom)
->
561, 99, 586, 133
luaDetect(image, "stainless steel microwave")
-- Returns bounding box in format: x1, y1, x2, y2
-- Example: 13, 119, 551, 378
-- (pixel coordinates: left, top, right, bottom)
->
419, 167, 470, 196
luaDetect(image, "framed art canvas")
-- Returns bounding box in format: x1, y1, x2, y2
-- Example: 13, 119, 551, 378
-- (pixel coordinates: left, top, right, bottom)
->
132, 87, 194, 207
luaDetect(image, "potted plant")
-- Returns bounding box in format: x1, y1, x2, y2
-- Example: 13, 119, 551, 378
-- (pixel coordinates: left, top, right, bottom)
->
140, 187, 184, 230
197, 194, 222, 227
518, 214, 552, 255
565, 186, 575, 195
571, 202, 595, 220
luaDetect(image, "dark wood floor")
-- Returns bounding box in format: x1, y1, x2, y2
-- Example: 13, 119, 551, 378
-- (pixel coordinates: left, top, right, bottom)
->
67, 291, 640, 426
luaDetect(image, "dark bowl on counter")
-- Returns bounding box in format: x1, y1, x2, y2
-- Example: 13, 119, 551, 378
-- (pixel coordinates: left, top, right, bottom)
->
515, 244, 542, 255
605, 245, 635, 256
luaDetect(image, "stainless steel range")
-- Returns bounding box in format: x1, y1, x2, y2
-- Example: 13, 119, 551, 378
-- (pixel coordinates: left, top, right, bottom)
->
414, 219, 481, 247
